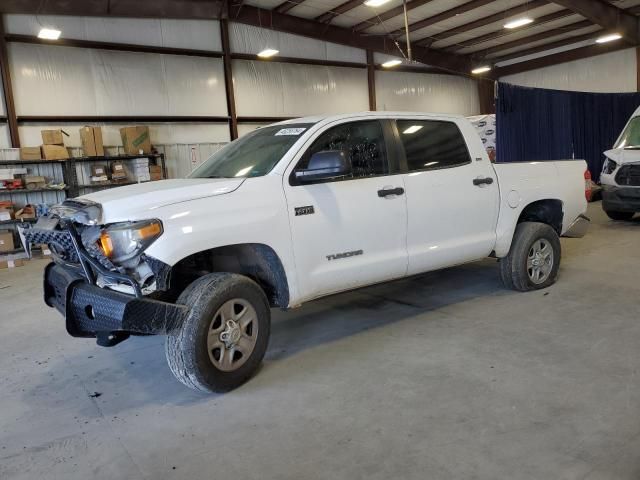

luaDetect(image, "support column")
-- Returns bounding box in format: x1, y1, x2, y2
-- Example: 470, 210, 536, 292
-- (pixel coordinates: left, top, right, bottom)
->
636, 46, 640, 92
220, 18, 238, 140
477, 79, 496, 115
366, 50, 376, 111
0, 15, 19, 147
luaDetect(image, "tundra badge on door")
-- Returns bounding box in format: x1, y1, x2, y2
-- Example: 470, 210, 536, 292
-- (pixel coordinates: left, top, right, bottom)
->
326, 250, 363, 261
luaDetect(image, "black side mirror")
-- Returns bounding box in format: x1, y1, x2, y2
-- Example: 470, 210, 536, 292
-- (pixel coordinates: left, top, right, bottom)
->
294, 150, 352, 182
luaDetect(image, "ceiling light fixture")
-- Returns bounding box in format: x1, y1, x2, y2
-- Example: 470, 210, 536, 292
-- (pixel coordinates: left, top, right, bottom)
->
471, 65, 491, 74
257, 48, 279, 58
381, 59, 402, 68
364, 0, 392, 6
37, 28, 61, 40
504, 17, 533, 29
596, 33, 622, 44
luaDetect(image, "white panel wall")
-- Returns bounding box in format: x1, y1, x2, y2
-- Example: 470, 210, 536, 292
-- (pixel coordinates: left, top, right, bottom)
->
376, 71, 481, 115
233, 60, 369, 116
0, 126, 10, 148
230, 23, 365, 63
5, 15, 221, 51
500, 48, 637, 93
10, 43, 227, 117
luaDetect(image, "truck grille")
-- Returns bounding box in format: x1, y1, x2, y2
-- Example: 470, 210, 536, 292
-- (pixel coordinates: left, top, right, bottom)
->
615, 164, 640, 186
24, 228, 79, 263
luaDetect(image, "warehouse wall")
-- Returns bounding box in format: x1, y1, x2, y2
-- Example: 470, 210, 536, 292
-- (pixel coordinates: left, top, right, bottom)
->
2, 14, 481, 159
500, 48, 638, 93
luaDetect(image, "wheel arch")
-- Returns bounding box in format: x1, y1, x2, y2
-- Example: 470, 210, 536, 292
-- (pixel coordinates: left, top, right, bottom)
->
517, 198, 564, 234
169, 243, 290, 308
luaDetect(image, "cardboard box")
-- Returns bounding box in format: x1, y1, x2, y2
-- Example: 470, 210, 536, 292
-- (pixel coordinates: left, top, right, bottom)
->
0, 201, 13, 221
111, 162, 127, 180
25, 176, 47, 190
149, 164, 163, 181
0, 259, 24, 269
20, 147, 42, 160
41, 129, 69, 145
0, 230, 14, 252
41, 145, 69, 160
120, 126, 151, 155
15, 205, 36, 220
80, 126, 104, 157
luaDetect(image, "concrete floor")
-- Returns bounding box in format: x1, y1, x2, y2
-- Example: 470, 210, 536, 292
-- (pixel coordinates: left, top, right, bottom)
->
0, 202, 639, 479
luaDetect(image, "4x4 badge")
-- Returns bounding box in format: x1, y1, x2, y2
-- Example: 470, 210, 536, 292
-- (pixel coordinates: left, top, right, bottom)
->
295, 206, 315, 216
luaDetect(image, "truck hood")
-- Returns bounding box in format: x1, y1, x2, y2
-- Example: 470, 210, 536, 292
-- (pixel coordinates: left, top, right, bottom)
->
81, 178, 245, 222
604, 148, 640, 165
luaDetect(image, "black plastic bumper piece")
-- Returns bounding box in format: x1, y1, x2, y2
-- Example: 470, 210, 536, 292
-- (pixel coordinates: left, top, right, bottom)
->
602, 185, 640, 212
44, 262, 189, 346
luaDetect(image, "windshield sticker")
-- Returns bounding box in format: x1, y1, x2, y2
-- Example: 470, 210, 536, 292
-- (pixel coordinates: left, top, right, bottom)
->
275, 128, 306, 136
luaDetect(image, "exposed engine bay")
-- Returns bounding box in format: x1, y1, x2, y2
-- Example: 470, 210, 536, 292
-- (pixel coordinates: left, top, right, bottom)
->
19, 198, 169, 297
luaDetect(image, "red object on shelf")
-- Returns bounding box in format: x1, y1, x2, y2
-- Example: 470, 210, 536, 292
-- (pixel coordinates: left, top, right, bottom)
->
2, 179, 23, 190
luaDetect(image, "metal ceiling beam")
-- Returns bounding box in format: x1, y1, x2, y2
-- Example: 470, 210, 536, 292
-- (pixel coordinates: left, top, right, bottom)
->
0, 0, 225, 18
316, 0, 363, 24
548, 0, 639, 43
352, 0, 435, 33
454, 19, 593, 55
273, 0, 303, 14
415, 0, 548, 46
494, 38, 629, 75
390, 0, 496, 36
230, 3, 475, 75
445, 9, 575, 51
491, 29, 602, 63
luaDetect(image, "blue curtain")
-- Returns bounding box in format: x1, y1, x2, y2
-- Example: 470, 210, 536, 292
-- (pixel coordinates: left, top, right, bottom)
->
496, 82, 640, 181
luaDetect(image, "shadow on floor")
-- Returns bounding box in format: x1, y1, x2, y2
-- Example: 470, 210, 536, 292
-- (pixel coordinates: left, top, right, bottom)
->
24, 259, 508, 410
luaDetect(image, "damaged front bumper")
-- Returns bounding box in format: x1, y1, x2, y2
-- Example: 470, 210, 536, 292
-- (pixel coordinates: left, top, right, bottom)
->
44, 262, 188, 347
22, 212, 186, 347
602, 185, 640, 212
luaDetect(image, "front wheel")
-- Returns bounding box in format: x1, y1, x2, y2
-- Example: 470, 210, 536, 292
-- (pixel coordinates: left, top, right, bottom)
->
500, 222, 561, 292
604, 210, 635, 221
166, 273, 271, 393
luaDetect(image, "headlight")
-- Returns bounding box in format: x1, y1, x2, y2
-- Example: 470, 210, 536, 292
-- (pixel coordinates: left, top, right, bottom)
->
602, 158, 617, 174
97, 219, 163, 263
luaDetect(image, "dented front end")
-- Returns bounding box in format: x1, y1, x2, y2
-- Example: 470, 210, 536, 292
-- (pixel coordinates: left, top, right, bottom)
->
22, 199, 187, 347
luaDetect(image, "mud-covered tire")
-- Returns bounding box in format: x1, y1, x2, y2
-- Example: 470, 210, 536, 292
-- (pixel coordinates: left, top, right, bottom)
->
165, 273, 270, 393
499, 222, 561, 292
604, 210, 635, 221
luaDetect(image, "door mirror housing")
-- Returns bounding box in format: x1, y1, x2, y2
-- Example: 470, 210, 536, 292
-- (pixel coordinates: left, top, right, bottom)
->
294, 150, 352, 183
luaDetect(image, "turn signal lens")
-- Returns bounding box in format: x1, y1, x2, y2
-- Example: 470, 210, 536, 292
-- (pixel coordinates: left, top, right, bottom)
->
137, 221, 162, 240
96, 219, 163, 263
99, 231, 114, 258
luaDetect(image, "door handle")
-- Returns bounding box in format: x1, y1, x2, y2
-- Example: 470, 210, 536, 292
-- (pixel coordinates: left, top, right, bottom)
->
473, 177, 494, 186
377, 187, 405, 197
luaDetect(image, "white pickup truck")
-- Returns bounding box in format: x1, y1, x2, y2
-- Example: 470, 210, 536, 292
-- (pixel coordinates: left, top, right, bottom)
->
600, 106, 640, 220
23, 112, 590, 393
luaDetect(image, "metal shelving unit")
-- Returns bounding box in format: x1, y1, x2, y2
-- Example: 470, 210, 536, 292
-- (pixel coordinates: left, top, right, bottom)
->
0, 153, 166, 258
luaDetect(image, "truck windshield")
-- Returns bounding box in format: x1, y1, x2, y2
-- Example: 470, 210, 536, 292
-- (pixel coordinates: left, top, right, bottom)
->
615, 117, 640, 149
190, 123, 314, 178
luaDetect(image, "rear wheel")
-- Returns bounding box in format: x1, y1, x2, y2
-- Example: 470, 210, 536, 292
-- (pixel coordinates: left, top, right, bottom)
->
500, 222, 561, 292
604, 210, 635, 221
165, 273, 270, 393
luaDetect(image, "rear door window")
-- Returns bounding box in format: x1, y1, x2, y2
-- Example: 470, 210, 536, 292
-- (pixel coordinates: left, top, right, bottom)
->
396, 120, 471, 172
